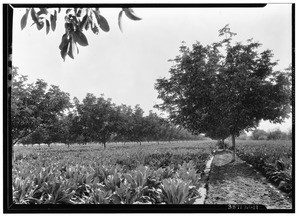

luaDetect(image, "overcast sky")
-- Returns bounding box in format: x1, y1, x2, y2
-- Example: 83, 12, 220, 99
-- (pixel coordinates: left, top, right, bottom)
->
12, 4, 292, 132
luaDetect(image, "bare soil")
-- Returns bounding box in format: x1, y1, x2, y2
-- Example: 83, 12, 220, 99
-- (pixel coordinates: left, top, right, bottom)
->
205, 150, 292, 209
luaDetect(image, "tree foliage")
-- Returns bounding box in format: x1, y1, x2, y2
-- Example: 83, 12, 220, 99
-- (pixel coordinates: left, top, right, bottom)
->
20, 7, 142, 61
73, 94, 121, 148
68, 95, 203, 148
205, 125, 231, 143
12, 70, 204, 147
251, 128, 290, 140
251, 129, 268, 140
11, 67, 71, 144
155, 25, 291, 161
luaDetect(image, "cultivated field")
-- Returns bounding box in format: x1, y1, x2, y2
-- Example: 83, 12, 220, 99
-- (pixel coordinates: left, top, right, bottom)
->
12, 140, 215, 204
12, 140, 293, 205
235, 140, 293, 196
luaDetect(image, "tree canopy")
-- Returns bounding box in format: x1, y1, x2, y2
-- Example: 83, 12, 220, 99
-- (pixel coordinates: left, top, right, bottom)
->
20, 7, 142, 61
12, 68, 204, 147
11, 67, 71, 144
155, 25, 291, 161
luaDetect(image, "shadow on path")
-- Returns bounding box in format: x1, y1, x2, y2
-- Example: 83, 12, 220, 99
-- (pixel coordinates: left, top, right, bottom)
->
210, 150, 262, 183
205, 150, 292, 209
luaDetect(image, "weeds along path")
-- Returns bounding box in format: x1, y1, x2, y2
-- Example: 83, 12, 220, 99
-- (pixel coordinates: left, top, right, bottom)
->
205, 151, 292, 209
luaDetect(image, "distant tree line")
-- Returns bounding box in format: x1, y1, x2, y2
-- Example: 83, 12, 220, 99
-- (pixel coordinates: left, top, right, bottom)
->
11, 67, 205, 148
250, 128, 292, 141
218, 129, 292, 144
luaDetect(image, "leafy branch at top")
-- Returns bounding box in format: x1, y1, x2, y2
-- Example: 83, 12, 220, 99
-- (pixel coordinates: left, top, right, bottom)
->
20, 7, 142, 61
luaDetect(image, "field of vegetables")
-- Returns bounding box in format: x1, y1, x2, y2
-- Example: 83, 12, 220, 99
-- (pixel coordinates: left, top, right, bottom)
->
12, 140, 293, 205
235, 140, 293, 196
12, 141, 215, 204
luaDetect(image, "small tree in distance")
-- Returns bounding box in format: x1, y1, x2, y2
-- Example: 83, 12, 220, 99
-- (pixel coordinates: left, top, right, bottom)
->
251, 129, 268, 140
267, 129, 288, 140
73, 93, 119, 149
155, 25, 291, 162
20, 7, 142, 61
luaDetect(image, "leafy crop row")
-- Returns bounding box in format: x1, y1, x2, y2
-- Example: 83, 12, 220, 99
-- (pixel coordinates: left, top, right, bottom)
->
13, 141, 214, 204
235, 140, 292, 196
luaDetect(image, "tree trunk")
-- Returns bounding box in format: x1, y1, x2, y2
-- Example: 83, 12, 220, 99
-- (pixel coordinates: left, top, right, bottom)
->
103, 142, 106, 149
222, 139, 225, 150
231, 134, 236, 162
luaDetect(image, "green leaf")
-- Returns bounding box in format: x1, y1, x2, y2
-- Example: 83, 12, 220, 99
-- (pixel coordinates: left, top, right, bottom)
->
27, 197, 42, 204
60, 38, 70, 61
128, 191, 138, 204
93, 10, 110, 32
37, 8, 48, 16
50, 10, 57, 31
118, 10, 123, 32
93, 176, 100, 185
37, 21, 44, 30
53, 182, 61, 194
71, 30, 89, 47
85, 19, 92, 31
86, 174, 92, 184
76, 8, 82, 17
79, 14, 88, 31
136, 171, 143, 187
20, 9, 30, 30
124, 173, 134, 185
123, 8, 142, 21
91, 25, 99, 35
31, 8, 44, 30
45, 20, 50, 34
110, 194, 122, 204
68, 38, 77, 59
57, 191, 75, 204
66, 9, 72, 14
59, 34, 68, 50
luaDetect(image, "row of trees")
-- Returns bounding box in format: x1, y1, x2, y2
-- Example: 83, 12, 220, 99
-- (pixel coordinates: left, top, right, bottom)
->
12, 20, 292, 154
251, 129, 292, 140
11, 67, 204, 148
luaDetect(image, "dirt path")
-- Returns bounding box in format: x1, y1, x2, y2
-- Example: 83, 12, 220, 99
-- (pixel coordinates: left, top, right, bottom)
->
205, 150, 292, 209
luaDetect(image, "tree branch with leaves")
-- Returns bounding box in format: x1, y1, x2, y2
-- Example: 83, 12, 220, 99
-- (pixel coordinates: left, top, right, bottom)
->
20, 7, 142, 61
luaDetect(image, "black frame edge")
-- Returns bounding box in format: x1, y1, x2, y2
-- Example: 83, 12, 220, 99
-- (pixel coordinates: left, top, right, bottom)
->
3, 2, 295, 213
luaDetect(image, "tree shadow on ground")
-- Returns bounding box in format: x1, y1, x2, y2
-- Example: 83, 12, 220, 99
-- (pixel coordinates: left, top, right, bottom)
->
206, 151, 292, 208
209, 151, 263, 185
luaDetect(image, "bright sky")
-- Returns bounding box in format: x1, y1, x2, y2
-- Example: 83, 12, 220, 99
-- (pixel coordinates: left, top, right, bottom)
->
12, 4, 292, 133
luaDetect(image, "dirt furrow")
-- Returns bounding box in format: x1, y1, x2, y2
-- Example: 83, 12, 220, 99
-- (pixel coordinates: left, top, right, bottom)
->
205, 151, 292, 209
